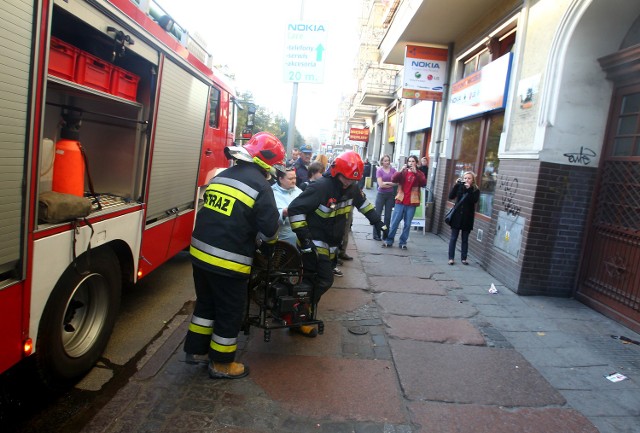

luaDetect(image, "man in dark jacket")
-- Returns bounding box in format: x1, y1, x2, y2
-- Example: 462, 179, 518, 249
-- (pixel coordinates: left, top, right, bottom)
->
288, 151, 387, 337
184, 132, 285, 379
294, 143, 313, 187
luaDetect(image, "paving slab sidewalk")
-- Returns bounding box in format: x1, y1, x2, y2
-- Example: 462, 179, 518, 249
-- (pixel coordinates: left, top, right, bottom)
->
81, 193, 640, 433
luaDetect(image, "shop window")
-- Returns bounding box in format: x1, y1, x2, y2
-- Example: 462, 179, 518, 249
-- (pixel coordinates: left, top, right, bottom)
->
411, 131, 425, 156
612, 91, 640, 157
451, 113, 503, 217
209, 86, 221, 128
462, 28, 516, 78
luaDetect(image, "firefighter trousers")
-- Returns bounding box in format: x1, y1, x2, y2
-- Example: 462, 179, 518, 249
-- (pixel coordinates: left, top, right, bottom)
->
301, 251, 334, 304
184, 265, 248, 364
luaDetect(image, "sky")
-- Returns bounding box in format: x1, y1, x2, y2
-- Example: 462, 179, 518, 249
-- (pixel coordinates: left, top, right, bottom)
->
157, 0, 363, 140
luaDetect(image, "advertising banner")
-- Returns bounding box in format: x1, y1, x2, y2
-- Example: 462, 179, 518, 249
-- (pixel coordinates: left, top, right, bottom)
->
449, 53, 513, 120
402, 45, 448, 101
349, 127, 370, 142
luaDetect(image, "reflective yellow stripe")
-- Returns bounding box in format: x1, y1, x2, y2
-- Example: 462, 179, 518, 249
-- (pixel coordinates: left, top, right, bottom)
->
210, 340, 237, 353
315, 205, 352, 218
189, 323, 213, 335
360, 202, 374, 213
314, 208, 334, 218
207, 183, 255, 208
192, 237, 253, 265
291, 220, 307, 230
190, 246, 251, 274
316, 246, 330, 257
336, 205, 352, 216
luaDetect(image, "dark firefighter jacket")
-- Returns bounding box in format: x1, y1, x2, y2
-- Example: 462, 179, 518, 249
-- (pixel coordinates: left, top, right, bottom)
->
190, 162, 279, 279
288, 173, 381, 257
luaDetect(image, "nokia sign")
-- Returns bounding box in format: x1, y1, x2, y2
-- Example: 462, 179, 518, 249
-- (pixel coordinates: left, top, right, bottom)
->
411, 61, 441, 69
287, 24, 326, 32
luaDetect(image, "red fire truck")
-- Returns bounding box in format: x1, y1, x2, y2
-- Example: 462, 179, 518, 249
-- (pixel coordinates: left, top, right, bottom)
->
0, 0, 238, 386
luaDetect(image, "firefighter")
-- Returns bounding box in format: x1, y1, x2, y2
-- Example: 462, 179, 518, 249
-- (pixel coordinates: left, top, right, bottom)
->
184, 131, 285, 379
288, 151, 387, 337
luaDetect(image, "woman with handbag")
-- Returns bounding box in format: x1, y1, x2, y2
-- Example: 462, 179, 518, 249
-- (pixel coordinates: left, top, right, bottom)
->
447, 171, 480, 265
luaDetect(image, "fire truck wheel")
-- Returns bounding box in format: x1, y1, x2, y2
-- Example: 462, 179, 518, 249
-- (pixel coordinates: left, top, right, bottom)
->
36, 247, 121, 389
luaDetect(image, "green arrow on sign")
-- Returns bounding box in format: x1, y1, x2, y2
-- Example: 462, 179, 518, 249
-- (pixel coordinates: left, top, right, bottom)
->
316, 44, 324, 62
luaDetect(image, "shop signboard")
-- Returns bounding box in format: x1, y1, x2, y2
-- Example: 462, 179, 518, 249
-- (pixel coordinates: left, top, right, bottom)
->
449, 52, 513, 121
349, 127, 370, 142
401, 45, 448, 101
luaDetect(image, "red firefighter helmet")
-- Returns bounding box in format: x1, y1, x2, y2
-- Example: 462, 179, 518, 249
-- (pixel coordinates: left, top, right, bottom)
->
330, 151, 364, 180
226, 132, 286, 174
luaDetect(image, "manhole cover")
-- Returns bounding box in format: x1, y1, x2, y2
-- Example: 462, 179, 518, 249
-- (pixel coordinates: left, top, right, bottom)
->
348, 326, 369, 335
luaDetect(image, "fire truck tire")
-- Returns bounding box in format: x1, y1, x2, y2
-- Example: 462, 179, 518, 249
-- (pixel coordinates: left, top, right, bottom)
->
36, 247, 121, 389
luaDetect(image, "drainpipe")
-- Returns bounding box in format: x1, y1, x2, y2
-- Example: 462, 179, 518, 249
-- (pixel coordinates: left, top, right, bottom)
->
425, 42, 454, 227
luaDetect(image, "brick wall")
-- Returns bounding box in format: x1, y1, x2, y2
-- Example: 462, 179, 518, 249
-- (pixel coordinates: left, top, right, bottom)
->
483, 159, 539, 290
430, 158, 597, 297
518, 161, 597, 296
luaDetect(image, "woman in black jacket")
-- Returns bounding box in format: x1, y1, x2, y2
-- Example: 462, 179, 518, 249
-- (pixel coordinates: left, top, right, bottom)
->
447, 171, 480, 265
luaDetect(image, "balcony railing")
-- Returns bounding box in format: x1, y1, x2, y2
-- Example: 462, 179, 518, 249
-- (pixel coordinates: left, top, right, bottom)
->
349, 104, 377, 121
359, 66, 398, 106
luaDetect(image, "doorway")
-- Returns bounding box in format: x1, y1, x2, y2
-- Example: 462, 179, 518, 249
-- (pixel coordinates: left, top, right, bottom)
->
577, 49, 640, 332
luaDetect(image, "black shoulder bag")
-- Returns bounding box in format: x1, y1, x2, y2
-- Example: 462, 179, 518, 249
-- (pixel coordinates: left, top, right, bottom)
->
444, 192, 468, 226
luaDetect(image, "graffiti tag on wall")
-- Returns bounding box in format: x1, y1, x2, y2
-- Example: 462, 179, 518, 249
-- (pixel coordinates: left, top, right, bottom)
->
499, 175, 521, 217
563, 147, 596, 165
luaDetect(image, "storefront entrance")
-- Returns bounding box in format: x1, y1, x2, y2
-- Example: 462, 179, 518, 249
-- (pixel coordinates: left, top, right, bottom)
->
577, 46, 640, 332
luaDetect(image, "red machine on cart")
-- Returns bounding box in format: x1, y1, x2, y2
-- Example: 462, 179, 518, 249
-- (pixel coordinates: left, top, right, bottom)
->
245, 241, 325, 342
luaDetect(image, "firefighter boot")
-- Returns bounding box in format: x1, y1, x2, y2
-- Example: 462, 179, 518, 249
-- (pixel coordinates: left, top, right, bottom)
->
293, 325, 318, 338
208, 361, 249, 379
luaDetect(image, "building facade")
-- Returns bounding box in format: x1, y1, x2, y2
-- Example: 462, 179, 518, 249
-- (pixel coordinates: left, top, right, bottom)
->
344, 0, 640, 332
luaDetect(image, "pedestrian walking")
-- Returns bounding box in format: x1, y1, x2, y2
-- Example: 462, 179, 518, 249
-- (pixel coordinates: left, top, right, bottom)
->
447, 171, 480, 265
373, 155, 396, 241
382, 155, 426, 249
288, 151, 386, 336
184, 132, 285, 379
272, 166, 302, 247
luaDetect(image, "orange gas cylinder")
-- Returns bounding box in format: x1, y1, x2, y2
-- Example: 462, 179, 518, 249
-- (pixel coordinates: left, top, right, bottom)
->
52, 139, 85, 196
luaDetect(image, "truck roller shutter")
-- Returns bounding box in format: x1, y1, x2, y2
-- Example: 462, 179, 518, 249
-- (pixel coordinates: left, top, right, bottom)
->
0, 0, 33, 275
146, 59, 208, 223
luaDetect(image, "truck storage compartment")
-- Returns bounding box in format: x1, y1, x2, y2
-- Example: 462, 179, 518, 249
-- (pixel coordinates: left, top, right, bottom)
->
36, 3, 162, 228
40, 84, 146, 225
75, 51, 113, 93
48, 37, 79, 81
110, 66, 140, 101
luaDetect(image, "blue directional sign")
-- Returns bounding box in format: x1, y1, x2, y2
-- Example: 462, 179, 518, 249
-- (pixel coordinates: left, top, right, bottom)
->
284, 22, 327, 84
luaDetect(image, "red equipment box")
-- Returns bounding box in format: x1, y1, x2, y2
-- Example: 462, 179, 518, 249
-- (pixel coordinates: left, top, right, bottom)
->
110, 66, 140, 101
75, 51, 113, 93
48, 37, 79, 81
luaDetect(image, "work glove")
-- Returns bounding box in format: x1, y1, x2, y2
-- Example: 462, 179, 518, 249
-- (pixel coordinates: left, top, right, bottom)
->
258, 240, 275, 258
374, 221, 388, 239
299, 238, 316, 254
